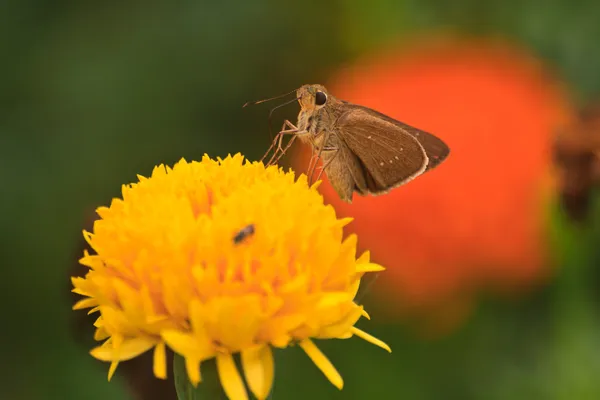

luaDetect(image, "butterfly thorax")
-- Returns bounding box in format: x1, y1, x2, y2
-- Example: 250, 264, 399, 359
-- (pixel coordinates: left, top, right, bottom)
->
296, 103, 341, 151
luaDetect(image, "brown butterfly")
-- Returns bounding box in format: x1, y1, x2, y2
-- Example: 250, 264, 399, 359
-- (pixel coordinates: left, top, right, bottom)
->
259, 84, 450, 203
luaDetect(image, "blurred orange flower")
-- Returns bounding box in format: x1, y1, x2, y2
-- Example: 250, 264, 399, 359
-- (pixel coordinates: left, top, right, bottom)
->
294, 37, 573, 332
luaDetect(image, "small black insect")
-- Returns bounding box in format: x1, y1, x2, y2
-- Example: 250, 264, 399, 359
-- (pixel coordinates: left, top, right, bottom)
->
233, 224, 255, 244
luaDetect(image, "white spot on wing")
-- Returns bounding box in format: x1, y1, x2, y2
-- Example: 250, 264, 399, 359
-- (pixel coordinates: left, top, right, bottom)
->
379, 162, 384, 166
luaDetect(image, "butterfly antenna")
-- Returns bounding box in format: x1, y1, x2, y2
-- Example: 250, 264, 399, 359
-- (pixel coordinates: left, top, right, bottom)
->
266, 97, 300, 140
242, 88, 297, 108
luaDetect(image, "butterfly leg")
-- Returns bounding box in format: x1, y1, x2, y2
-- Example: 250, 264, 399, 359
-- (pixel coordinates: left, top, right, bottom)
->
271, 135, 298, 165
314, 146, 340, 182
262, 120, 294, 164
305, 130, 329, 178
307, 130, 331, 185
261, 130, 285, 164
268, 122, 308, 166
262, 120, 299, 166
266, 129, 295, 166
276, 120, 298, 150
306, 148, 319, 181
306, 152, 318, 182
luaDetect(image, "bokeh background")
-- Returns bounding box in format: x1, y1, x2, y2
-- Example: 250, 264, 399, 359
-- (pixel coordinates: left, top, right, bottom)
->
3, 1, 600, 399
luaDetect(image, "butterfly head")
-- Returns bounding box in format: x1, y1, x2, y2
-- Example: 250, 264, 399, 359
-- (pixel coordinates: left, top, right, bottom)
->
297, 84, 330, 111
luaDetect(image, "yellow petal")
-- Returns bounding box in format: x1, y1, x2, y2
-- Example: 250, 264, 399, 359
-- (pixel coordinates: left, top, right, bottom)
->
350, 327, 391, 353
162, 331, 197, 354
94, 327, 109, 341
355, 263, 385, 273
140, 285, 156, 318
341, 234, 358, 259
335, 217, 354, 228
216, 353, 249, 400
189, 299, 206, 332
107, 361, 119, 381
146, 314, 168, 324
318, 306, 363, 338
91, 337, 156, 361
71, 287, 90, 296
87, 306, 101, 315
299, 339, 343, 390
111, 333, 123, 348
361, 309, 370, 320
356, 250, 370, 264
153, 341, 167, 379
98, 306, 137, 333
162, 330, 213, 360
83, 230, 94, 246
186, 357, 202, 386
113, 280, 142, 314
350, 278, 361, 299
71, 276, 85, 287
73, 298, 98, 310
241, 345, 274, 400
270, 333, 292, 348
317, 292, 353, 309
77, 252, 95, 268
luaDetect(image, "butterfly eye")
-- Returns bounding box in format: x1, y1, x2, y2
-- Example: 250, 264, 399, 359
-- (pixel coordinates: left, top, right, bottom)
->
315, 91, 327, 106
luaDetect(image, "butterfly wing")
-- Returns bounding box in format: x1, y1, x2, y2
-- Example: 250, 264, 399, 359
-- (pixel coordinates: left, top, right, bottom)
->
335, 106, 448, 193
386, 113, 450, 171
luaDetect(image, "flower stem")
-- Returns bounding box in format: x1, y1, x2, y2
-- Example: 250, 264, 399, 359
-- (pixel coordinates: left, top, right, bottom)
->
173, 354, 229, 400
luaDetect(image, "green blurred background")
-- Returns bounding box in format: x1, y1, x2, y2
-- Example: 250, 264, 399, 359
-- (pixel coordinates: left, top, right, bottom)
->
3, 1, 600, 399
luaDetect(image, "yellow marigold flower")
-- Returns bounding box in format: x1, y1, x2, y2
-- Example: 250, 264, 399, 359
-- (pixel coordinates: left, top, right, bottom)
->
72, 153, 390, 400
